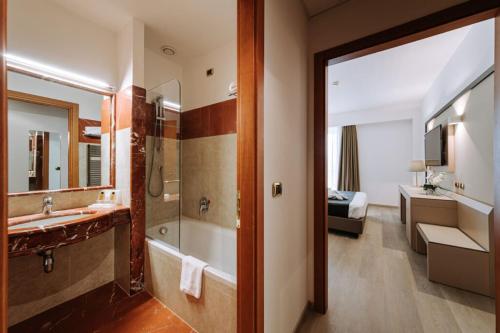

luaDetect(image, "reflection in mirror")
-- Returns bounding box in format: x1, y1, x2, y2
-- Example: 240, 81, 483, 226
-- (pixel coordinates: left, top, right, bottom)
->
27, 130, 62, 191
7, 70, 113, 193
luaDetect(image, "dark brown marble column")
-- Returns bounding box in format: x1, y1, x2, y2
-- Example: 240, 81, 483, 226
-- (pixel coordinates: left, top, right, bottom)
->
129, 86, 147, 294
114, 85, 147, 295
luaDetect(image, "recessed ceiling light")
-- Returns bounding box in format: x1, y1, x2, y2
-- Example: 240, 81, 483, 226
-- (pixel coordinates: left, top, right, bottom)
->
161, 45, 176, 56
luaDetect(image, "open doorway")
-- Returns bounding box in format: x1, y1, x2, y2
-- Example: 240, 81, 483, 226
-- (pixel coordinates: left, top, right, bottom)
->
307, 4, 500, 333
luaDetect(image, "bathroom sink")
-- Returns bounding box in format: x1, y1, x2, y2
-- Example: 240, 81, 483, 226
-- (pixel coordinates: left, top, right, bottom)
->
8, 206, 131, 257
8, 212, 96, 230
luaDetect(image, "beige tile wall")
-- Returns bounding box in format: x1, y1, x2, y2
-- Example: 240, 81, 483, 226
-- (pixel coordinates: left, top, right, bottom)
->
145, 136, 180, 230
8, 188, 103, 218
8, 230, 115, 326
181, 134, 237, 229
145, 240, 236, 333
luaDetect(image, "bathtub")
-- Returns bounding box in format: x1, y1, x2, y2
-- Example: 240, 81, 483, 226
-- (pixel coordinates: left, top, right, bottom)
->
146, 216, 237, 279
145, 220, 237, 332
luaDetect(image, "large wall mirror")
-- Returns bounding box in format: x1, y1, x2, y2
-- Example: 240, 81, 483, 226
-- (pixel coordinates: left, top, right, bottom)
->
7, 70, 114, 194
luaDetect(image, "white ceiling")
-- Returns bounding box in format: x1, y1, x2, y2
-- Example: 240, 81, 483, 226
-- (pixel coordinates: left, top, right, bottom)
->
328, 24, 473, 114
48, 0, 236, 58
302, 0, 348, 17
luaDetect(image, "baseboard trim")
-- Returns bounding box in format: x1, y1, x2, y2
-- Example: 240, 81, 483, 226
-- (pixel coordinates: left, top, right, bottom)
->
368, 203, 399, 209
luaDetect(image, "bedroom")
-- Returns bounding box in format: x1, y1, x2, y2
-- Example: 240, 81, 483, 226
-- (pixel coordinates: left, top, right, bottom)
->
301, 17, 495, 332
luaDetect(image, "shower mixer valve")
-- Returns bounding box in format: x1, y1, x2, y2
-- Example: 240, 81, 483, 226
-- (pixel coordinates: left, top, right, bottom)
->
199, 197, 210, 216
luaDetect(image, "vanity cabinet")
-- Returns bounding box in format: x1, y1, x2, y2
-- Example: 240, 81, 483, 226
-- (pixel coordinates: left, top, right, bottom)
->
8, 206, 131, 257
400, 194, 406, 224
399, 185, 457, 250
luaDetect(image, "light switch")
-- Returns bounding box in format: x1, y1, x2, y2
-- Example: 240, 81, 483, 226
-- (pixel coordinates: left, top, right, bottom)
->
272, 182, 282, 198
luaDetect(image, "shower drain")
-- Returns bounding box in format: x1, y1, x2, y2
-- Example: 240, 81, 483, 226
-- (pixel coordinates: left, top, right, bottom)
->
159, 227, 168, 235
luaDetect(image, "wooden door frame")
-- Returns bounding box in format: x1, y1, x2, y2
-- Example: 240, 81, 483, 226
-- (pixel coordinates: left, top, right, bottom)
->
237, 0, 264, 332
313, 0, 500, 317
7, 90, 80, 189
0, 0, 6, 330
41, 131, 50, 190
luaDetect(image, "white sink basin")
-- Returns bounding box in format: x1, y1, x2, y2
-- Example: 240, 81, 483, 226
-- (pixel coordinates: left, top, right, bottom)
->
9, 213, 95, 230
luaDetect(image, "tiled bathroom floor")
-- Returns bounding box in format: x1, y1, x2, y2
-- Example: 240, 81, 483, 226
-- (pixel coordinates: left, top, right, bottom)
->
9, 282, 196, 333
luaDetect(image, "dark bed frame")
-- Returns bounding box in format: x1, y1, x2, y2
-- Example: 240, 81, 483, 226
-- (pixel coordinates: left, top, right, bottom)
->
328, 215, 366, 235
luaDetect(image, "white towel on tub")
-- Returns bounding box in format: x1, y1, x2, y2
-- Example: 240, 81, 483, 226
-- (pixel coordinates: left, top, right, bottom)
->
180, 255, 208, 299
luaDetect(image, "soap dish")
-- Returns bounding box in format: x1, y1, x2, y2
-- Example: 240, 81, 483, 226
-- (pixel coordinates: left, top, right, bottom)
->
88, 203, 117, 210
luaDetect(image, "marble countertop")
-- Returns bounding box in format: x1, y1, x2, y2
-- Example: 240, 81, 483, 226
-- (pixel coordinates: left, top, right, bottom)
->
8, 205, 129, 233
8, 205, 131, 257
399, 185, 455, 201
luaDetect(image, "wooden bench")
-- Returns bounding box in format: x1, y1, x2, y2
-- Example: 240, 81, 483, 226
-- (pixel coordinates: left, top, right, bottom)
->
415, 194, 494, 297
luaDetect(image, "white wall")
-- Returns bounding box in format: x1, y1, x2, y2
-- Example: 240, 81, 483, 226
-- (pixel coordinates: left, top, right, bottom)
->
8, 71, 103, 120
8, 100, 69, 193
8, 0, 117, 87
144, 48, 183, 91
420, 19, 494, 206
422, 19, 494, 120
329, 102, 425, 186
144, 47, 183, 108
182, 41, 236, 111
415, 19, 494, 166
118, 19, 145, 91
264, 0, 308, 332
329, 101, 419, 127
357, 120, 413, 206
429, 75, 494, 205
115, 19, 146, 207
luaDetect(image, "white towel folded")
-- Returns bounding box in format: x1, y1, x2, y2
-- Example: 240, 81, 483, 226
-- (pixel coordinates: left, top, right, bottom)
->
164, 193, 180, 202
84, 126, 101, 138
228, 81, 237, 96
180, 255, 208, 299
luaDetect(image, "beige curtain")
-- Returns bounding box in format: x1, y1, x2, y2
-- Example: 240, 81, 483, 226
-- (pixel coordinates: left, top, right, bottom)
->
338, 125, 360, 192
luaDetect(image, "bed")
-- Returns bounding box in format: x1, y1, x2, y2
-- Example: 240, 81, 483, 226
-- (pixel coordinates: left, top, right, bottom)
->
328, 191, 368, 235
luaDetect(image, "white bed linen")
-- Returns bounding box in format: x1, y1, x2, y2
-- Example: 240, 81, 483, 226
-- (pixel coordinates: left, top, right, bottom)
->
349, 192, 368, 219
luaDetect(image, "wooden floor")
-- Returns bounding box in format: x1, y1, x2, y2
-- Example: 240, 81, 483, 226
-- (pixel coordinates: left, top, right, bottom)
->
298, 206, 495, 333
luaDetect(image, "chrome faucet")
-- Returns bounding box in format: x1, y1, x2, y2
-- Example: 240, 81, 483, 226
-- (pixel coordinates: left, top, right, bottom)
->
42, 196, 53, 215
199, 197, 210, 216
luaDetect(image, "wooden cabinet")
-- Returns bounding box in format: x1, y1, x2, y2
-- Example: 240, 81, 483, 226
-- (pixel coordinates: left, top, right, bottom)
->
400, 194, 406, 224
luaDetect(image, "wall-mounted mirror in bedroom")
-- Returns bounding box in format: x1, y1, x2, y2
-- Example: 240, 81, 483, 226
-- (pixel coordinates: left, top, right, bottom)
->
7, 70, 113, 194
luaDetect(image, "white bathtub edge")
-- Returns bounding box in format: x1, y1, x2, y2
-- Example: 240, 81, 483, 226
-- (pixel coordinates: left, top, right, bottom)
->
146, 238, 237, 288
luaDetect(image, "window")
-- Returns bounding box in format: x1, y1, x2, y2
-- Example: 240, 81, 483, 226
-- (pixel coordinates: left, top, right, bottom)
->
327, 126, 341, 190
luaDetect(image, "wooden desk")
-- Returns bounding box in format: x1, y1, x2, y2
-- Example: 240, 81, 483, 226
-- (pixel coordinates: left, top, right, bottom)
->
399, 185, 457, 250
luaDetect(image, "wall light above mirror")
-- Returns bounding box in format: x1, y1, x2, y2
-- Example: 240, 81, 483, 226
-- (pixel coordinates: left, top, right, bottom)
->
7, 70, 114, 195
5, 53, 115, 94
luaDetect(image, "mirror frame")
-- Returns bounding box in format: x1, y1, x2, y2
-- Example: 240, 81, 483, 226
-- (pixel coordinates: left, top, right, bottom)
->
6, 72, 116, 197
